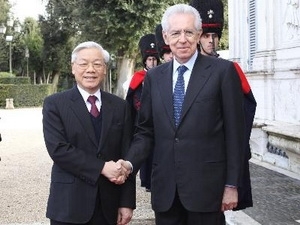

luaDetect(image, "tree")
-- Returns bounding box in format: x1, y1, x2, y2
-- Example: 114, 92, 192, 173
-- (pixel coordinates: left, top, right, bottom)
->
77, 0, 189, 96
41, 0, 188, 95
39, 0, 231, 95
0, 0, 10, 22
11, 18, 44, 79
0, 0, 13, 72
219, 0, 229, 50
40, 0, 79, 90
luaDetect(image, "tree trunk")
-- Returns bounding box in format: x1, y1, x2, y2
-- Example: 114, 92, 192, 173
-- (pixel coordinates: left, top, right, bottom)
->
114, 57, 135, 99
52, 72, 60, 93
33, 71, 36, 85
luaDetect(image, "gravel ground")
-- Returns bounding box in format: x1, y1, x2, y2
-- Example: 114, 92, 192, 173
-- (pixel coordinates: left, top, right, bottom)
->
2, 108, 270, 225
0, 108, 154, 225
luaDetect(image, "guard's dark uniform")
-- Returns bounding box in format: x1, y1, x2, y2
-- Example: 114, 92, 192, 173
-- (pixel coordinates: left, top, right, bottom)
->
126, 34, 159, 191
190, 0, 257, 214
155, 24, 172, 60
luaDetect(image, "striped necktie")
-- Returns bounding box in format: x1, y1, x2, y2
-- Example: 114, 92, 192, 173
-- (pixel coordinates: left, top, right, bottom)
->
87, 95, 100, 117
173, 65, 188, 127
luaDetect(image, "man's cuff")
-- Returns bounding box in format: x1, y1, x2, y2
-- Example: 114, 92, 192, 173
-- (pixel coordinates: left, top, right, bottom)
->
225, 184, 237, 189
126, 161, 133, 173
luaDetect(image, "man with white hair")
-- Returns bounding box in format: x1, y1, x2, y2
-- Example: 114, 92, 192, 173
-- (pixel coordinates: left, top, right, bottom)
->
43, 41, 135, 225
121, 4, 245, 225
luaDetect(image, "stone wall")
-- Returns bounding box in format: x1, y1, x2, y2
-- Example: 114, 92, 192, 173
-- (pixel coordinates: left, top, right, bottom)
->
228, 0, 300, 174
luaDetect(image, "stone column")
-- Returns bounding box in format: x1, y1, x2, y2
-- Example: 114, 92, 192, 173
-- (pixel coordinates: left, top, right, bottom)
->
5, 98, 14, 109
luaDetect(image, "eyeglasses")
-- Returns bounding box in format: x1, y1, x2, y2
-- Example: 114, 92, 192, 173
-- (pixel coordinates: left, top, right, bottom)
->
168, 29, 198, 39
75, 61, 105, 70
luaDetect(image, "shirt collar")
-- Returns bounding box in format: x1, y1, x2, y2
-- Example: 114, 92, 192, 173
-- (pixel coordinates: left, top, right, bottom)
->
77, 85, 101, 102
173, 50, 198, 73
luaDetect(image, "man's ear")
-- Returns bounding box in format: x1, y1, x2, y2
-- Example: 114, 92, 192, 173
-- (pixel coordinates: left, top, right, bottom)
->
196, 29, 203, 43
71, 63, 76, 75
163, 31, 169, 45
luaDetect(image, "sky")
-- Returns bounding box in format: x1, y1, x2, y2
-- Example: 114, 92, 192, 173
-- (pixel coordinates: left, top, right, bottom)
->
9, 0, 46, 22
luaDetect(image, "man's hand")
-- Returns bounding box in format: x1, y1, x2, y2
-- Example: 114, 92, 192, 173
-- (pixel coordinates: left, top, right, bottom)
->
117, 159, 132, 174
117, 207, 133, 225
101, 160, 129, 184
221, 186, 238, 211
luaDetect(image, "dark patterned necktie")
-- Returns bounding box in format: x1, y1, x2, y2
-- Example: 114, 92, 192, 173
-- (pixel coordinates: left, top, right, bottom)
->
173, 65, 188, 127
87, 95, 100, 117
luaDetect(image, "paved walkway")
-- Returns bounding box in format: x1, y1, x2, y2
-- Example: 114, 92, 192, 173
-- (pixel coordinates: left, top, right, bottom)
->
0, 108, 300, 225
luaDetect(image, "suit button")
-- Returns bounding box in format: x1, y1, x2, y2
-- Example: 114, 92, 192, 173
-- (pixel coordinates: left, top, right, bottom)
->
97, 153, 101, 158
175, 138, 179, 143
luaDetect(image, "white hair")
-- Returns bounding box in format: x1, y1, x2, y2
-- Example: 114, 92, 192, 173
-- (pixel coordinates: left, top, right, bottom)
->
161, 4, 202, 32
71, 41, 110, 63
102, 49, 110, 63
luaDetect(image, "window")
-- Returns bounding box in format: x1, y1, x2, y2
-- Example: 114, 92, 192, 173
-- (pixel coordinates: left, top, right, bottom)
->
248, 0, 256, 70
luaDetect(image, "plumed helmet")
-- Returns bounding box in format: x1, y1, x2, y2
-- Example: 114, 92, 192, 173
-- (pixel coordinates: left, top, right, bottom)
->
155, 24, 171, 59
190, 0, 224, 38
138, 33, 160, 65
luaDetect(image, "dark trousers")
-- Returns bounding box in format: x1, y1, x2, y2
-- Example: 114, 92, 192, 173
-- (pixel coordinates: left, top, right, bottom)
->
139, 151, 153, 189
50, 188, 110, 225
221, 212, 226, 225
155, 190, 223, 225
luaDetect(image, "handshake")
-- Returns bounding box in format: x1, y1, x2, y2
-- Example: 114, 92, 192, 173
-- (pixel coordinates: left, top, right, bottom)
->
101, 159, 133, 185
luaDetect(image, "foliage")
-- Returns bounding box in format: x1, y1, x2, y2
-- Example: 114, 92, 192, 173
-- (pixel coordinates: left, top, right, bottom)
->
219, 0, 229, 50
0, 0, 10, 23
42, 0, 226, 61
0, 76, 30, 84
20, 18, 44, 76
39, 0, 79, 83
34, 0, 190, 91
0, 18, 45, 78
0, 0, 229, 99
79, 1, 176, 57
44, 0, 188, 59
0, 83, 53, 107
0, 0, 17, 74
0, 71, 14, 78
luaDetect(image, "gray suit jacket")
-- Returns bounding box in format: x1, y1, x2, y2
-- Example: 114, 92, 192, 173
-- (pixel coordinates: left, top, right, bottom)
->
126, 53, 245, 212
43, 86, 135, 224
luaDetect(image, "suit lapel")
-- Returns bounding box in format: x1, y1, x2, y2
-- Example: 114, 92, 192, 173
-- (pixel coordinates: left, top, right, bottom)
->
70, 89, 114, 153
98, 91, 114, 153
69, 87, 98, 148
152, 55, 214, 128
181, 54, 213, 123
156, 62, 175, 126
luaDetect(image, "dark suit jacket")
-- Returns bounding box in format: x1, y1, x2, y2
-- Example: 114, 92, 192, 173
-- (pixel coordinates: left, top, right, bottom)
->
42, 86, 135, 224
126, 53, 245, 212
233, 62, 257, 210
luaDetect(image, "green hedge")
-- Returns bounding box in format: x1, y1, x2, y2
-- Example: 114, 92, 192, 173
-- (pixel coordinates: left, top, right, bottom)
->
0, 72, 15, 78
0, 84, 53, 108
0, 77, 31, 84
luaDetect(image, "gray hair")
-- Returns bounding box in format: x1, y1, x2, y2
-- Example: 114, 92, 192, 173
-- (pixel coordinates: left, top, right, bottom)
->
161, 4, 202, 32
71, 41, 110, 63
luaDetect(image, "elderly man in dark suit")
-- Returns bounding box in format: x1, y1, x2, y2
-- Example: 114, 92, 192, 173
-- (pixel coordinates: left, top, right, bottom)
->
121, 4, 245, 225
189, 0, 257, 224
43, 41, 135, 225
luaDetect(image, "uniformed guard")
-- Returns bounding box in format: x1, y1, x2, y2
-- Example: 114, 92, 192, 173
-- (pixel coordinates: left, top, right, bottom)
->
126, 34, 160, 192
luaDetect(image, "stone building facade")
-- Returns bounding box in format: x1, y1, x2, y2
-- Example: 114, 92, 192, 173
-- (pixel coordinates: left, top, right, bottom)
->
228, 0, 300, 174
